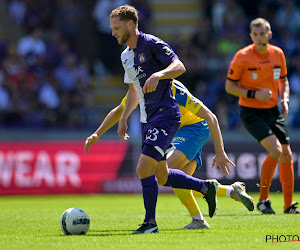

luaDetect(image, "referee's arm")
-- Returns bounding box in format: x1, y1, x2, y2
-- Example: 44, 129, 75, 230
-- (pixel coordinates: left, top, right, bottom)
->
225, 79, 247, 98
225, 79, 272, 102
279, 76, 290, 118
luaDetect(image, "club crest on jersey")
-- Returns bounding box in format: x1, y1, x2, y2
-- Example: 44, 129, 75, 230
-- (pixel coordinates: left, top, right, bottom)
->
251, 72, 258, 80
139, 54, 145, 63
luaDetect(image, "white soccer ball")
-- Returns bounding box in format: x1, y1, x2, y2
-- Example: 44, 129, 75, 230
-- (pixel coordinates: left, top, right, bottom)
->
60, 208, 90, 235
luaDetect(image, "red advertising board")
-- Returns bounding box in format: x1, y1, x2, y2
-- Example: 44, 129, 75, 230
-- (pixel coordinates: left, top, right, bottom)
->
0, 141, 129, 195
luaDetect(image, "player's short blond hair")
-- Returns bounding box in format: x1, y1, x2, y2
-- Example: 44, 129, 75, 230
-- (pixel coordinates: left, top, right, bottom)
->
110, 5, 138, 25
250, 18, 271, 32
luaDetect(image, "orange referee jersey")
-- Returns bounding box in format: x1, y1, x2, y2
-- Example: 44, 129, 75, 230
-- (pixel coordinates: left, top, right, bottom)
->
227, 44, 287, 109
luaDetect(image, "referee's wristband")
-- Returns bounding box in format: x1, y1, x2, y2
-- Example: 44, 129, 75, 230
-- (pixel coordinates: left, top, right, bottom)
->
247, 90, 256, 99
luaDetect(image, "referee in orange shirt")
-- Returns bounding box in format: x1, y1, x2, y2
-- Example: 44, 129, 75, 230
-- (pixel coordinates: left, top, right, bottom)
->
225, 18, 299, 214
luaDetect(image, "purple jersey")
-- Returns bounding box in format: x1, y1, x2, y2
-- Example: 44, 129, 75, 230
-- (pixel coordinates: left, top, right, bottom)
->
121, 32, 180, 123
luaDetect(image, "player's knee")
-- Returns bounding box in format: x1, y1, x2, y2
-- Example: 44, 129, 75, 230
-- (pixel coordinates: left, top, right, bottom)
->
136, 165, 153, 179
281, 148, 292, 162
269, 146, 282, 160
136, 165, 143, 178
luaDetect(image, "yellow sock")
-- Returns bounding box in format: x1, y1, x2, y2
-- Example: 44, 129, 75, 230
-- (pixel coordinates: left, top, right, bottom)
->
217, 184, 231, 196
192, 184, 233, 197
173, 188, 201, 217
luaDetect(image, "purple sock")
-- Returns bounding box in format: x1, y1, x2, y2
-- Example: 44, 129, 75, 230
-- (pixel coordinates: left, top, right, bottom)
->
141, 175, 158, 225
164, 169, 208, 194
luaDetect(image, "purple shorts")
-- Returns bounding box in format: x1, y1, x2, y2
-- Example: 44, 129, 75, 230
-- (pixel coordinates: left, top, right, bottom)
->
141, 117, 180, 162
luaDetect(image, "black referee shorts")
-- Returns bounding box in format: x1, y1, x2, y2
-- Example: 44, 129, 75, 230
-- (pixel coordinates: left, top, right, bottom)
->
240, 105, 290, 144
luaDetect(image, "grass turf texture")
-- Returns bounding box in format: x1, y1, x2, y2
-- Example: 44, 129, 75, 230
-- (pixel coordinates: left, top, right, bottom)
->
0, 193, 299, 250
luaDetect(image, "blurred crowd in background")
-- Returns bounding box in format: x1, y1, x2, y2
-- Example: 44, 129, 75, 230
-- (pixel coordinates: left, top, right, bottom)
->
1, 0, 300, 131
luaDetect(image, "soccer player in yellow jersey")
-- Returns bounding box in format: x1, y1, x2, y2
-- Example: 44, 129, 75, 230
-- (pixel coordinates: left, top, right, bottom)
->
85, 79, 255, 229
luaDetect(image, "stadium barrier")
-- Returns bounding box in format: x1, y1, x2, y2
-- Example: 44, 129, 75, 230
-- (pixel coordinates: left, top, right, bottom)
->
0, 140, 299, 194
0, 141, 129, 195
195, 142, 300, 192
103, 141, 300, 193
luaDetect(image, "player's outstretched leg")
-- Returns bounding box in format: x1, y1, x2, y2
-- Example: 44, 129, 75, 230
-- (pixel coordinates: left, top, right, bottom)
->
230, 182, 255, 211
164, 170, 218, 218
203, 179, 219, 218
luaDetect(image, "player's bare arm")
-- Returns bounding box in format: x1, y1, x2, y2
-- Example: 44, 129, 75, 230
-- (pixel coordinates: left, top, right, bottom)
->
279, 76, 290, 118
85, 103, 124, 154
142, 59, 186, 93
196, 104, 234, 175
225, 79, 272, 102
118, 83, 139, 140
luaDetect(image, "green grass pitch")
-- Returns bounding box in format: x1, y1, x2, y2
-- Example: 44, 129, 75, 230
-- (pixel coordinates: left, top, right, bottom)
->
0, 192, 299, 249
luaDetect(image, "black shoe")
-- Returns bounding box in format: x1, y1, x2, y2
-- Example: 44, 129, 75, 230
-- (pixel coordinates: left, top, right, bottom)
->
203, 179, 218, 218
257, 200, 275, 214
284, 202, 300, 214
132, 222, 159, 234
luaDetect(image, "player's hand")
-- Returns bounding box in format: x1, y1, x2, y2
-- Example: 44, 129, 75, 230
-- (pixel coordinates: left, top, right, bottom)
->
280, 99, 289, 119
85, 133, 99, 154
255, 88, 272, 102
118, 119, 130, 140
210, 152, 235, 175
143, 74, 159, 93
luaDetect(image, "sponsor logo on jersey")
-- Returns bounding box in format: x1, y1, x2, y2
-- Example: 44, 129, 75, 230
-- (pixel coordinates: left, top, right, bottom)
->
128, 65, 144, 80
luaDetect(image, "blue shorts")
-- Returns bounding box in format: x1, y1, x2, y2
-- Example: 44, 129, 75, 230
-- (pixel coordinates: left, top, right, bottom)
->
172, 120, 210, 171
141, 117, 180, 162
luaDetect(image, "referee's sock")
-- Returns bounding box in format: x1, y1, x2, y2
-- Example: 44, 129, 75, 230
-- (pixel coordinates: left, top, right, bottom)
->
259, 155, 277, 202
279, 161, 294, 210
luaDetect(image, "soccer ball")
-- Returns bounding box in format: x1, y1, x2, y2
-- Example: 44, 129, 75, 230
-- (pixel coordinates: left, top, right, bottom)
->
60, 208, 90, 235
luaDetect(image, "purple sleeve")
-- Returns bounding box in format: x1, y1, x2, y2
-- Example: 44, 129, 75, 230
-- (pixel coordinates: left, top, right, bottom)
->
150, 38, 179, 66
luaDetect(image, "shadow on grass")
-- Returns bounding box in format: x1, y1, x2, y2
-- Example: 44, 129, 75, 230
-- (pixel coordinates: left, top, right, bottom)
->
86, 228, 187, 236
57, 228, 202, 237
211, 213, 262, 217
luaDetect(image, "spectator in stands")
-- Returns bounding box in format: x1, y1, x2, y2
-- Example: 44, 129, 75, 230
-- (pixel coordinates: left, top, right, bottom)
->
17, 26, 46, 70
38, 74, 60, 110
17, 26, 45, 57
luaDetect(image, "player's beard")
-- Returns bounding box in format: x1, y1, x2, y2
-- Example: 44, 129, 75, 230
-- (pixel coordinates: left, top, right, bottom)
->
119, 29, 130, 45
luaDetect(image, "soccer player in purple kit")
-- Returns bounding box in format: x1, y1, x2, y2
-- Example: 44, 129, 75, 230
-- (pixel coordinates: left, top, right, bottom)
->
109, 5, 229, 234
